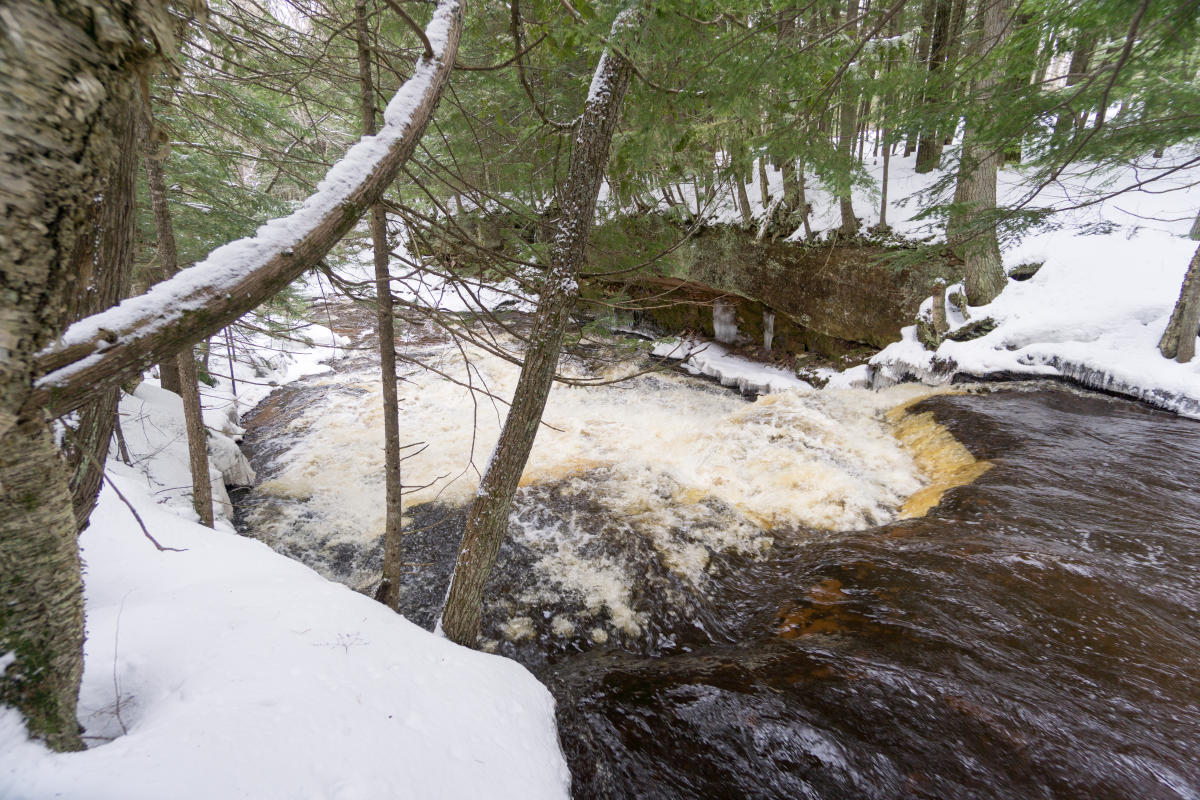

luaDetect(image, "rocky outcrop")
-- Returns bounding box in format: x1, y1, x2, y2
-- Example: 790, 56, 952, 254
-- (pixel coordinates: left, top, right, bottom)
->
581, 215, 961, 358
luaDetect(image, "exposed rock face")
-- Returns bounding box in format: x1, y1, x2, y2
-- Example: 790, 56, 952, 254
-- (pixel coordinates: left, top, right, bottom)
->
582, 215, 960, 358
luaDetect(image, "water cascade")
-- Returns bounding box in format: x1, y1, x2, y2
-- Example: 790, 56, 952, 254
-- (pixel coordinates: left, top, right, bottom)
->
233, 331, 1200, 799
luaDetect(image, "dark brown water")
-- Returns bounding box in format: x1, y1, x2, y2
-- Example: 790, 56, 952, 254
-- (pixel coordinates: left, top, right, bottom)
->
237, 384, 1200, 799
540, 388, 1200, 799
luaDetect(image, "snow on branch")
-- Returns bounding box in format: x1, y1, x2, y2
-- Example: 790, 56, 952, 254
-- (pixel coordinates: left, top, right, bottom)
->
29, 0, 463, 419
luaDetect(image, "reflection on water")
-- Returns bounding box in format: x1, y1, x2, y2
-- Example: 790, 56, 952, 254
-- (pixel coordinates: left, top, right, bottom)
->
235, 343, 1200, 799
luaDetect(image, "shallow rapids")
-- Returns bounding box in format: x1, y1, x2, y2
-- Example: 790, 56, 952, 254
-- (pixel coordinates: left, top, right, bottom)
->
233, 332, 1200, 798
238, 342, 975, 601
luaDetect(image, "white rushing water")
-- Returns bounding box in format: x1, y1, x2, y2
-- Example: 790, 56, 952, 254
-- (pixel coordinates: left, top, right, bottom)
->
243, 342, 947, 638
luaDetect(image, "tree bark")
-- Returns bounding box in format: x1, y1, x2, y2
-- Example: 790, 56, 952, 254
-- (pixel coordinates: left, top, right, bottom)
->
144, 118, 182, 396
953, 0, 1012, 306
29, 0, 465, 422
60, 96, 139, 531
1, 0, 461, 749
838, 89, 860, 236
0, 0, 171, 751
1158, 241, 1200, 362
837, 0, 860, 236
144, 106, 214, 528
914, 0, 953, 173
441, 3, 647, 647
177, 346, 214, 526
356, 0, 406, 611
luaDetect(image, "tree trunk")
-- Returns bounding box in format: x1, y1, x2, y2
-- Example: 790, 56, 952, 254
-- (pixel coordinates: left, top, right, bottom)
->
1054, 33, 1097, 135
877, 130, 892, 230
954, 0, 1012, 306
757, 156, 770, 210
1158, 241, 1200, 362
838, 89, 860, 236
736, 171, 753, 227
837, 0, 860, 236
0, 0, 172, 751
144, 118, 182, 396
356, 0, 406, 611
144, 107, 215, 528
60, 96, 139, 531
441, 3, 646, 647
177, 346, 214, 526
796, 158, 813, 239
914, 0, 953, 173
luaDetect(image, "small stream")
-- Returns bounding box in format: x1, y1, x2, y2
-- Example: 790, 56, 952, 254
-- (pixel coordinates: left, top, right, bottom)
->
232, 322, 1200, 799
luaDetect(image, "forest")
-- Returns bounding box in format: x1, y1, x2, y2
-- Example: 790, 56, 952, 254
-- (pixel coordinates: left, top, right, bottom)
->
3, 0, 1200, 796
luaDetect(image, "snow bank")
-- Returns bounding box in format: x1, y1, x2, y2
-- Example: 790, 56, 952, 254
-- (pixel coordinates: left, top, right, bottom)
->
651, 338, 812, 395
0, 471, 569, 799
870, 228, 1200, 417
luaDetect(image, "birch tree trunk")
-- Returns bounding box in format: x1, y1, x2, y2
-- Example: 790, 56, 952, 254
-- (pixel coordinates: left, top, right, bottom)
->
0, 0, 171, 751
1158, 241, 1200, 363
441, 3, 647, 647
355, 0, 406, 611
1, 0, 462, 748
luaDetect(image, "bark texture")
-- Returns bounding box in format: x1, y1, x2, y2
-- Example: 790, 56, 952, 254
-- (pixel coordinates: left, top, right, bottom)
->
61, 96, 140, 530
144, 107, 214, 527
441, 4, 646, 647
914, 0, 953, 173
1158, 241, 1200, 363
355, 0, 405, 611
952, 0, 1011, 306
0, 0, 169, 749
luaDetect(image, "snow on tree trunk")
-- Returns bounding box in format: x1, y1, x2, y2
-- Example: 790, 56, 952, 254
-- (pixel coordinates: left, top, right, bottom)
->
440, 3, 648, 647
28, 0, 465, 422
1158, 241, 1200, 363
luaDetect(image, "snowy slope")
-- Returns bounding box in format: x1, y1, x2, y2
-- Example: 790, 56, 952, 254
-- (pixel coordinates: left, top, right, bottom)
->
0, 471, 569, 799
869, 217, 1200, 417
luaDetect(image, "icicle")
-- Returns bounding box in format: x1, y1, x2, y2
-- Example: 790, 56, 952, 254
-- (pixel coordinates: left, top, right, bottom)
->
763, 311, 775, 352
713, 299, 738, 344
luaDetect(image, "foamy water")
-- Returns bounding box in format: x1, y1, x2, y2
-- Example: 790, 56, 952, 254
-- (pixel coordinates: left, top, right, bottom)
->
241, 343, 976, 636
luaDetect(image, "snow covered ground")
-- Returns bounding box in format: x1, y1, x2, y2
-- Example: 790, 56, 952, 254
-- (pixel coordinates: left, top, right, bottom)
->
1, 322, 569, 799
636, 144, 1200, 417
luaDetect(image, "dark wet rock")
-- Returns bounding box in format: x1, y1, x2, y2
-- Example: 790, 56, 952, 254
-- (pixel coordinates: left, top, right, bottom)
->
1007, 261, 1044, 281
944, 316, 998, 342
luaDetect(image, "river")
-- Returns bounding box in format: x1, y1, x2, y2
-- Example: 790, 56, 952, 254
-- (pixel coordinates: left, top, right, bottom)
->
232, 313, 1200, 799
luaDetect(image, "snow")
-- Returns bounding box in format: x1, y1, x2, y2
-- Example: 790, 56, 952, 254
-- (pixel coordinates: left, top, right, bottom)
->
36, 0, 461, 390
2, 360, 568, 799
0, 474, 568, 799
618, 139, 1200, 418
865, 151, 1200, 417
652, 337, 813, 396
